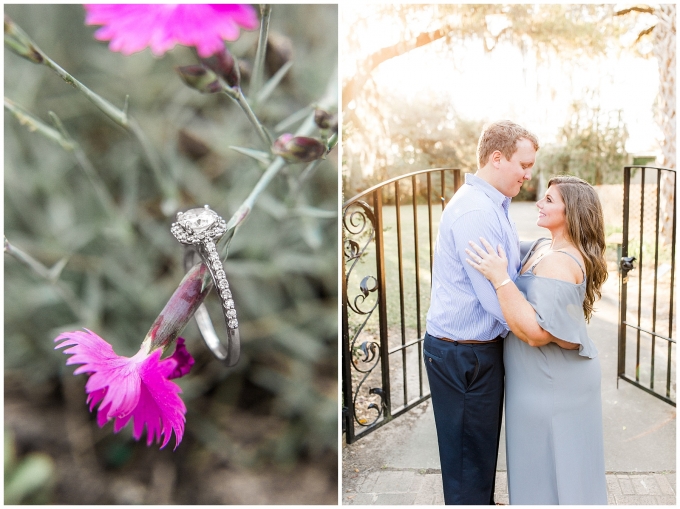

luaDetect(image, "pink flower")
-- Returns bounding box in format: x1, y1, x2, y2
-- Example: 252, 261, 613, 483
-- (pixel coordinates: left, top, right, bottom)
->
84, 4, 259, 57
55, 329, 195, 450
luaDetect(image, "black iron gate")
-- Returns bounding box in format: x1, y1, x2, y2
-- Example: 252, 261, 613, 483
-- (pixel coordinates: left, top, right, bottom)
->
342, 168, 462, 443
618, 165, 676, 406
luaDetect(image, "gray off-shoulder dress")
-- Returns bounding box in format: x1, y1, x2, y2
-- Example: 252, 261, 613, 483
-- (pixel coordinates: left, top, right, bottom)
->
505, 238, 607, 505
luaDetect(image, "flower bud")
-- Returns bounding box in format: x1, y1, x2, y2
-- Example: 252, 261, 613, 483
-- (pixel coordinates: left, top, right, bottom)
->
4, 15, 43, 64
314, 109, 338, 133
272, 133, 327, 163
200, 47, 240, 88
143, 262, 212, 352
175, 65, 222, 93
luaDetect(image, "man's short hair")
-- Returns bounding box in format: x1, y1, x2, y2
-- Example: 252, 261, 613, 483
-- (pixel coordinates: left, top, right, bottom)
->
477, 120, 539, 168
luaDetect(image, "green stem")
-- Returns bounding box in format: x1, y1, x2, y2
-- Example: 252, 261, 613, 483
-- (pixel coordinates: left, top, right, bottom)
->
4, 97, 74, 151
222, 85, 273, 147
250, 4, 272, 97
4, 237, 85, 320
291, 206, 337, 219
4, 16, 178, 215
219, 69, 339, 253
41, 55, 128, 126
224, 156, 286, 233
236, 90, 273, 146
5, 98, 123, 222
327, 131, 338, 151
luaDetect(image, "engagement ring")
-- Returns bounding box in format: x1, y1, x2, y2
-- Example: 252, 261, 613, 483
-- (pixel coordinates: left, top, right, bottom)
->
171, 205, 240, 366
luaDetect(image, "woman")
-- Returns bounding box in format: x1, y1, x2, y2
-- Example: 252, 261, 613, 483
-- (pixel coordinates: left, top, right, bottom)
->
465, 175, 608, 505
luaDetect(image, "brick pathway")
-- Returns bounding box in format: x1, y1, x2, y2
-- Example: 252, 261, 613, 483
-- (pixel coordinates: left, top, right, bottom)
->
342, 469, 676, 505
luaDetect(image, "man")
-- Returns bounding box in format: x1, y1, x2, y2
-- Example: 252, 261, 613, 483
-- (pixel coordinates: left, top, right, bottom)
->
424, 120, 538, 505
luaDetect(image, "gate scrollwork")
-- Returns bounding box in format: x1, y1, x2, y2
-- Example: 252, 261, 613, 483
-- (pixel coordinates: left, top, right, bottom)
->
343, 168, 459, 442
343, 201, 385, 427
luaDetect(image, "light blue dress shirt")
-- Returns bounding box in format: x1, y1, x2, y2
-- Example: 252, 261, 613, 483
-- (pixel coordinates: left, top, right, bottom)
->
426, 173, 521, 341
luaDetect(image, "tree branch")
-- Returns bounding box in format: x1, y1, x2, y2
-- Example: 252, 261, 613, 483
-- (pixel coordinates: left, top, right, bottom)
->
615, 6, 655, 16
342, 27, 449, 110
635, 24, 656, 44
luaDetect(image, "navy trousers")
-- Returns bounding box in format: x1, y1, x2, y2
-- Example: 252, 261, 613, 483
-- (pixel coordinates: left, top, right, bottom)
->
423, 332, 505, 505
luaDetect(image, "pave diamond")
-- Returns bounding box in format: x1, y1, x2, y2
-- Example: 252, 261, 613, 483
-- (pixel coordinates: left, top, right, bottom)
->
222, 289, 232, 301
226, 309, 237, 318
216, 269, 226, 279
218, 279, 229, 289
209, 252, 220, 261
205, 240, 216, 252
228, 319, 238, 329
212, 260, 222, 270
225, 299, 234, 309
182, 207, 217, 233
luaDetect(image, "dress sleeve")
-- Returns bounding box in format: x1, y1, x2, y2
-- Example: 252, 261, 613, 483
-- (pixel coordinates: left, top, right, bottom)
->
524, 279, 598, 358
519, 240, 535, 261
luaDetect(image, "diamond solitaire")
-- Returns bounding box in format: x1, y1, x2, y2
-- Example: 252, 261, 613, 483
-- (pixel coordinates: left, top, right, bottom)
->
171, 205, 227, 245
171, 205, 240, 365
182, 208, 217, 231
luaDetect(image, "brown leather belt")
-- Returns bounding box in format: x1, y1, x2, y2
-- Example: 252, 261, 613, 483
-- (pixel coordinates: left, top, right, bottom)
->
436, 335, 503, 345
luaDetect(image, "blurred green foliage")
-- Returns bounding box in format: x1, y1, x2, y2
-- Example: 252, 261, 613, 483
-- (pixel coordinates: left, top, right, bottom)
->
4, 429, 56, 504
5, 4, 338, 503
534, 99, 630, 188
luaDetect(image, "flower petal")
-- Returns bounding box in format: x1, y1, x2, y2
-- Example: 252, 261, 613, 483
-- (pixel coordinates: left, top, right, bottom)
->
165, 337, 195, 380
55, 329, 118, 367
55, 329, 192, 449
84, 4, 258, 56
128, 349, 187, 449
209, 4, 259, 30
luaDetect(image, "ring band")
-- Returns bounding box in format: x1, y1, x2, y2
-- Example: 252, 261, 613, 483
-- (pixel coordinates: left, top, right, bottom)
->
171, 205, 240, 366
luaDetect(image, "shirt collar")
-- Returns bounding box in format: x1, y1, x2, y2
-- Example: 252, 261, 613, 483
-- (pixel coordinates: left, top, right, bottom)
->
465, 173, 511, 211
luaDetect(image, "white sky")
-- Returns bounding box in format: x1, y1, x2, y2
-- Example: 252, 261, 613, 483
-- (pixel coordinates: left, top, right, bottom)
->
343, 6, 664, 156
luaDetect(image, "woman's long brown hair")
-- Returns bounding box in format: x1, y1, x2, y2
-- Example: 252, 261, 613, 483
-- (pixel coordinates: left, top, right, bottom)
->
548, 176, 608, 322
